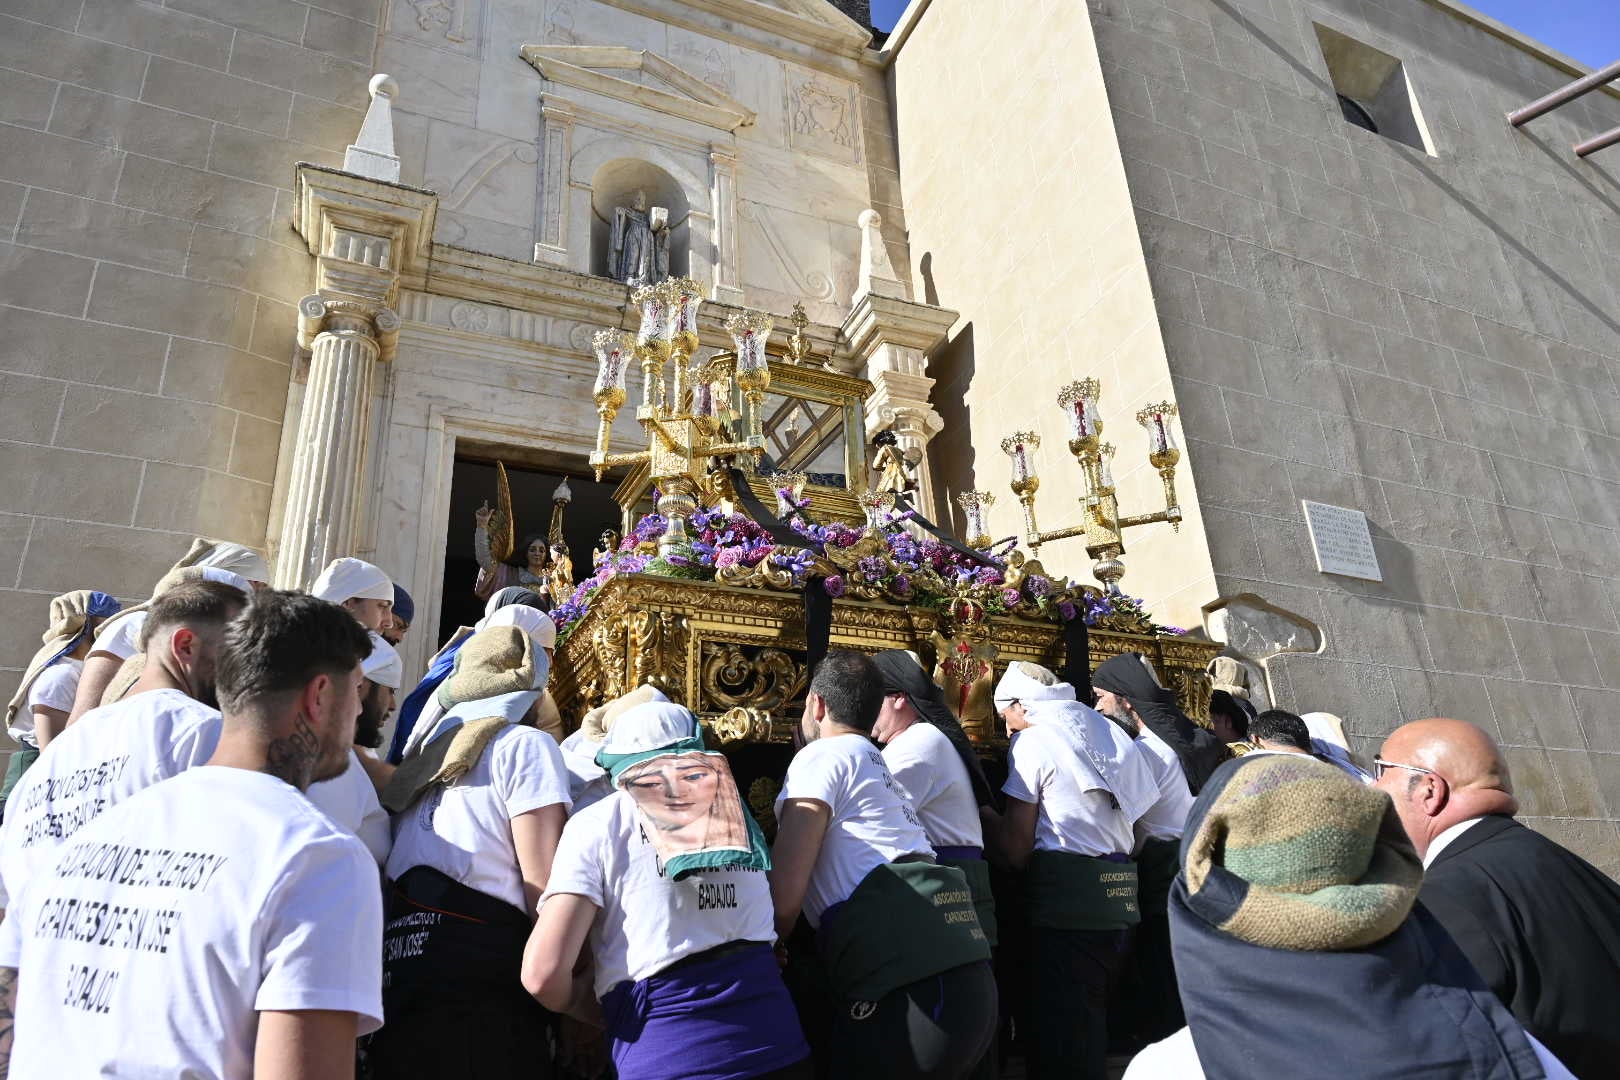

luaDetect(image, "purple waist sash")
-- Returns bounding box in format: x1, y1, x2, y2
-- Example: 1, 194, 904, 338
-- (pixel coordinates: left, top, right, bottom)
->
934, 845, 984, 861
600, 941, 809, 1080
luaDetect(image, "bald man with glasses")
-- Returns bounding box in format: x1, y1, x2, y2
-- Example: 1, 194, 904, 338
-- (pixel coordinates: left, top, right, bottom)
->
1374, 718, 1620, 1078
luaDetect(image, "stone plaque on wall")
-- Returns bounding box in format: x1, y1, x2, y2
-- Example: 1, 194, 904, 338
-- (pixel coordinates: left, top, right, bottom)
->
1302, 500, 1382, 581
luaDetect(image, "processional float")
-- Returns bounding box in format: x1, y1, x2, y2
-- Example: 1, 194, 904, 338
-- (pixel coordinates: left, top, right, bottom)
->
549, 277, 1220, 765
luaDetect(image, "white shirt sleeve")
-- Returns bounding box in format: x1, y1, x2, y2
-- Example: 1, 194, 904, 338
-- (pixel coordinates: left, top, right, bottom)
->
1123, 1027, 1202, 1079
26, 665, 79, 713
493, 729, 573, 820
95, 615, 144, 661
255, 834, 385, 1033
883, 734, 935, 809
1001, 731, 1048, 805
540, 811, 605, 909
780, 742, 848, 811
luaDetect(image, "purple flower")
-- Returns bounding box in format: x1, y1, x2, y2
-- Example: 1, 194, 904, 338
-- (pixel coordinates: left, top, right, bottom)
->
1058, 599, 1078, 622
973, 566, 1003, 587
891, 574, 912, 596
1002, 587, 1022, 608
1026, 574, 1054, 599
714, 546, 745, 570
664, 554, 692, 567
823, 575, 846, 598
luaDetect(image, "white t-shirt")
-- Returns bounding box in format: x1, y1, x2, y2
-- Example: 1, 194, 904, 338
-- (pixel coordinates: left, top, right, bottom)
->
1123, 1025, 1575, 1080
13, 659, 83, 746
882, 723, 983, 850
776, 733, 932, 928
94, 612, 146, 661
1002, 724, 1135, 857
386, 724, 572, 911
1132, 729, 1196, 843
0, 689, 221, 908
544, 789, 775, 997
306, 750, 391, 867
0, 766, 383, 1079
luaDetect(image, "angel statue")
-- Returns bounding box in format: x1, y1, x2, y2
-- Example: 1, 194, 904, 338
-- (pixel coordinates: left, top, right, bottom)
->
593, 529, 622, 570
473, 462, 552, 605
871, 428, 919, 499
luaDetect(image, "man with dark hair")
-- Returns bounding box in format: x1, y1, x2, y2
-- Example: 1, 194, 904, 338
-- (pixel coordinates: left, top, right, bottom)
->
383, 583, 414, 646
1092, 653, 1224, 796
1247, 709, 1313, 754
0, 580, 246, 912
771, 650, 995, 1079
1206, 690, 1253, 747
307, 632, 403, 866
0, 590, 381, 1079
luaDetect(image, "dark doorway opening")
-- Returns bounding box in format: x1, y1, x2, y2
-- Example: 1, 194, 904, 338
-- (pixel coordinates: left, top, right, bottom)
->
440, 449, 625, 646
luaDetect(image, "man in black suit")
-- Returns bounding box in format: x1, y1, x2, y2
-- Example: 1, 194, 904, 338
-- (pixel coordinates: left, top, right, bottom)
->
1375, 717, 1620, 1078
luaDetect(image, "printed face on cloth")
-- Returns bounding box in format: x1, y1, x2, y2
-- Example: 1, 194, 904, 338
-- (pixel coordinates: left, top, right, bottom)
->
597, 701, 765, 877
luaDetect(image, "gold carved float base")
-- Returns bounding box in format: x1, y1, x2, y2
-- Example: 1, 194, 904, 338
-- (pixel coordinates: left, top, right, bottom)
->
552, 575, 1221, 744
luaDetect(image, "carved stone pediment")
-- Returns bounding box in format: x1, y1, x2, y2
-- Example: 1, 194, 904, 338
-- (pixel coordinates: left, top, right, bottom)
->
520, 44, 757, 132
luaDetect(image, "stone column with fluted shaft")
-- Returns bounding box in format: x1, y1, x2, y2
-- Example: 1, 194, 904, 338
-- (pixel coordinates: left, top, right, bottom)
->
272, 81, 436, 587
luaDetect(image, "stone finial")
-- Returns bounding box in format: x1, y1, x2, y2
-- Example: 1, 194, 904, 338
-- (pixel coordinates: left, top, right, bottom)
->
853, 209, 907, 304
343, 73, 401, 183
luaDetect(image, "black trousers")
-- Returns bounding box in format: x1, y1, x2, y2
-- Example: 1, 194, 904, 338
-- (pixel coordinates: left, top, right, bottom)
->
1028, 928, 1130, 1080
827, 960, 998, 1080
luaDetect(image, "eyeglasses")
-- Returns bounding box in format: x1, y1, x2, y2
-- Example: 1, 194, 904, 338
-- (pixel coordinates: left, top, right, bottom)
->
1373, 757, 1439, 782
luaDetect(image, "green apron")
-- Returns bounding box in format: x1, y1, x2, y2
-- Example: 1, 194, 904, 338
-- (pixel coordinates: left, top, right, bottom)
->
1027, 850, 1141, 931
938, 854, 998, 947
0, 745, 40, 808
817, 860, 992, 1002
1135, 836, 1181, 919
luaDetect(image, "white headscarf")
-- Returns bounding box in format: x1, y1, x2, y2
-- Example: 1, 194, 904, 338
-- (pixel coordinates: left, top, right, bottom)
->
599, 700, 698, 760
311, 557, 393, 604
196, 567, 253, 595
192, 542, 269, 585
993, 661, 1161, 824
1301, 711, 1372, 783
477, 604, 556, 650
362, 632, 404, 690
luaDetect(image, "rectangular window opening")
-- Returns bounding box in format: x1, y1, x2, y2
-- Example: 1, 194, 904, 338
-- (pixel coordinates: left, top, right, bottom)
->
1314, 23, 1436, 156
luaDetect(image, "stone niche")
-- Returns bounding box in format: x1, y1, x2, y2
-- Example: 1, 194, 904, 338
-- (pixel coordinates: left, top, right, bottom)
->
588, 156, 691, 280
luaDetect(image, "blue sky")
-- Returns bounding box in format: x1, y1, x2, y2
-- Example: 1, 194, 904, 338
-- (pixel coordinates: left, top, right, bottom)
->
867, 0, 1619, 71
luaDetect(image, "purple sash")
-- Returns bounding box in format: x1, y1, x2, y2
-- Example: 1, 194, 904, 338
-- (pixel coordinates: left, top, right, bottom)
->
601, 941, 809, 1080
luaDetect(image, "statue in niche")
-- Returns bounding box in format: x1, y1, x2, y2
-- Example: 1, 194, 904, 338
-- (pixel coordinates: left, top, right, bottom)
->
609, 190, 671, 286
871, 428, 919, 500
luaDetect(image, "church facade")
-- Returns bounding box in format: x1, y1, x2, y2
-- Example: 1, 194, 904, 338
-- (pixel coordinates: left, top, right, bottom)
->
3, 0, 1620, 866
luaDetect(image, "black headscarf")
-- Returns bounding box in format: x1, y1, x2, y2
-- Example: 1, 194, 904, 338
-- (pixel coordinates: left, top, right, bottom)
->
1091, 651, 1224, 795
1170, 755, 1546, 1080
871, 650, 995, 808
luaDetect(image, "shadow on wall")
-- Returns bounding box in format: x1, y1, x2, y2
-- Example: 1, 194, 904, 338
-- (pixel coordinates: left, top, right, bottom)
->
920, 250, 940, 306
1209, 0, 1620, 341
925, 319, 976, 529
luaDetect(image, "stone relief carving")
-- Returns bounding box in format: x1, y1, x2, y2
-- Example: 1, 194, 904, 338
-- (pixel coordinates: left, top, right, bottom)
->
441, 139, 542, 214
410, 0, 470, 41
737, 201, 835, 302
786, 69, 862, 164
448, 301, 496, 333
544, 0, 578, 45
671, 38, 734, 96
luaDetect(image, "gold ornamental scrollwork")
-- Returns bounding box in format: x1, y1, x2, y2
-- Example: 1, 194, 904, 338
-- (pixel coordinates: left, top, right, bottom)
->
590, 615, 628, 702
712, 706, 777, 743
701, 645, 807, 711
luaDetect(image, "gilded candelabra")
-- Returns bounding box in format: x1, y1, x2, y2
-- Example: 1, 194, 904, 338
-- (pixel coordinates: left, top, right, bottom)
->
588, 277, 774, 556
1001, 380, 1183, 590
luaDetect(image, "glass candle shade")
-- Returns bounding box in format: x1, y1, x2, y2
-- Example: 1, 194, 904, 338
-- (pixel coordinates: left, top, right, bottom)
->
1000, 432, 1042, 484
860, 490, 896, 531
956, 490, 996, 548
691, 377, 715, 418
634, 284, 670, 349
1096, 443, 1116, 491
592, 329, 632, 396
1057, 379, 1102, 442
766, 471, 808, 515
663, 277, 703, 339
725, 311, 774, 374
1136, 402, 1179, 455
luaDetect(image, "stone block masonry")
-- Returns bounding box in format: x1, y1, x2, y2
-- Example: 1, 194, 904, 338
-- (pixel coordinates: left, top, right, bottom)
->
0, 0, 384, 710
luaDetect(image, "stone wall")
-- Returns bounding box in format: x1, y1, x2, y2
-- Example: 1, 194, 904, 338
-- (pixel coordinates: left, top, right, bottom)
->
0, 0, 382, 701
890, 0, 1620, 869
1092, 0, 1620, 869
887, 0, 1218, 629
